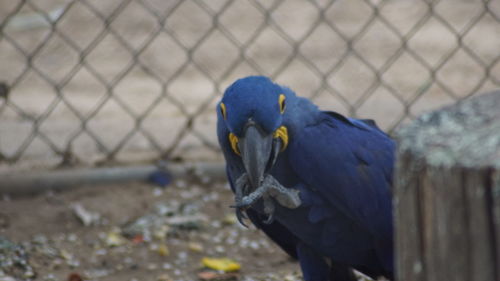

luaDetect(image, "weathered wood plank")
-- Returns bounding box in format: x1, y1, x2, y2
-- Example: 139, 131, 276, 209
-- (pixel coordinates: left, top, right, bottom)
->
394, 151, 425, 281
419, 167, 437, 281
491, 170, 500, 281
423, 167, 467, 281
464, 169, 495, 281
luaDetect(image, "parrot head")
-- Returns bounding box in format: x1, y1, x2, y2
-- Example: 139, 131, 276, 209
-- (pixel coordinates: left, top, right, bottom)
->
218, 76, 289, 189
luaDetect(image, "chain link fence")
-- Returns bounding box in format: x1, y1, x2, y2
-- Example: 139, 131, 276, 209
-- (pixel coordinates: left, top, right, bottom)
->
0, 0, 499, 171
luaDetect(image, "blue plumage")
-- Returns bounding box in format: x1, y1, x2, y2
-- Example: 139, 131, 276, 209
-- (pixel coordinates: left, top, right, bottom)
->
217, 76, 395, 280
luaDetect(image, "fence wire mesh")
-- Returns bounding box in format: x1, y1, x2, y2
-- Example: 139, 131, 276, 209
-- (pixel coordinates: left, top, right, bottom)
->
0, 0, 499, 170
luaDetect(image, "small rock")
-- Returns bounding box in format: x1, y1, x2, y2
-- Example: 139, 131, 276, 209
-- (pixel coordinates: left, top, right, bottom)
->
200, 175, 211, 184
165, 215, 207, 230
198, 270, 239, 281
210, 221, 222, 229
43, 273, 57, 281
175, 179, 187, 189
152, 188, 163, 197
94, 248, 107, 256
187, 242, 203, 253
157, 273, 173, 281
153, 225, 170, 241
50, 259, 63, 270
60, 249, 72, 260
84, 268, 110, 279
249, 241, 260, 250
67, 272, 83, 281
147, 263, 158, 271
177, 251, 188, 261
0, 275, 16, 281
284, 273, 301, 281
32, 234, 48, 244
122, 214, 166, 241
154, 202, 180, 216
67, 234, 78, 242
105, 231, 126, 247
71, 203, 101, 226
161, 263, 172, 270
225, 237, 236, 245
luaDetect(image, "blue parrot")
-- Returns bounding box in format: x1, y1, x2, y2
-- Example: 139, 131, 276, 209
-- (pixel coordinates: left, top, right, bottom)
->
216, 76, 394, 281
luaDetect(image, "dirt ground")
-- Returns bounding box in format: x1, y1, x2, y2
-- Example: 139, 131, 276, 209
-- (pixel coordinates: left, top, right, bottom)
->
1, 178, 305, 281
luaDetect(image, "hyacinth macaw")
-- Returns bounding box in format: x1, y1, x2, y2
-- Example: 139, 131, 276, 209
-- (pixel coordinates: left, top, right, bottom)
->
216, 76, 394, 281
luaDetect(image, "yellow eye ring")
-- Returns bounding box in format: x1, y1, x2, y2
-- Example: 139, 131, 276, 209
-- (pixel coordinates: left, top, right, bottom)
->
220, 102, 227, 120
279, 94, 286, 114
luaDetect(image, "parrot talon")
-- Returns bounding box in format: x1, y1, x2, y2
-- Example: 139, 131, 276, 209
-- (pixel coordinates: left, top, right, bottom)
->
229, 204, 249, 227
263, 213, 275, 224
262, 196, 275, 224
232, 173, 251, 227
232, 173, 300, 225
235, 208, 249, 228
234, 174, 248, 202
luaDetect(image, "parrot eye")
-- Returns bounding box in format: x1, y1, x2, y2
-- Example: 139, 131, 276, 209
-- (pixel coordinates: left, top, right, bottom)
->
279, 94, 286, 114
220, 102, 227, 120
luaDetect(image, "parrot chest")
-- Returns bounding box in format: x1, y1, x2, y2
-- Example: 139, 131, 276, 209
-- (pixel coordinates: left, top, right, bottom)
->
248, 159, 376, 265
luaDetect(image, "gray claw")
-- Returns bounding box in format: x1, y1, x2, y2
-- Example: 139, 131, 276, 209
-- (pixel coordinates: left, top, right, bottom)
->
235, 208, 248, 228
262, 196, 275, 224
233, 174, 250, 227
234, 174, 248, 203
263, 213, 274, 224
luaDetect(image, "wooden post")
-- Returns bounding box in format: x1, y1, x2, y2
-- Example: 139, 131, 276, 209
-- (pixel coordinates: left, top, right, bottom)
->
394, 91, 500, 281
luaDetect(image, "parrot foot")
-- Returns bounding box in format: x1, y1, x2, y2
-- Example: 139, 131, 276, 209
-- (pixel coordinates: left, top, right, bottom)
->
235, 174, 301, 224
238, 175, 301, 209
231, 174, 251, 227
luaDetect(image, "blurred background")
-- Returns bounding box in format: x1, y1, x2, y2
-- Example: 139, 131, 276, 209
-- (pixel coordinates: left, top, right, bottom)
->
1, 0, 499, 172
0, 1, 499, 280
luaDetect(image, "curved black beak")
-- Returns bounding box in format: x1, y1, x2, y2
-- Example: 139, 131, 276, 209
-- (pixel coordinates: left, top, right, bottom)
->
238, 123, 281, 190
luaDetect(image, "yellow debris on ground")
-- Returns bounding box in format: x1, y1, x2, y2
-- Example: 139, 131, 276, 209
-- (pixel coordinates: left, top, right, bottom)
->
201, 257, 241, 272
221, 214, 237, 225
158, 244, 169, 256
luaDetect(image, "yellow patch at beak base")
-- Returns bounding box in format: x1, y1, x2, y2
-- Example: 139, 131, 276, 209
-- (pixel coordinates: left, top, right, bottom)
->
228, 133, 240, 155
273, 126, 288, 152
